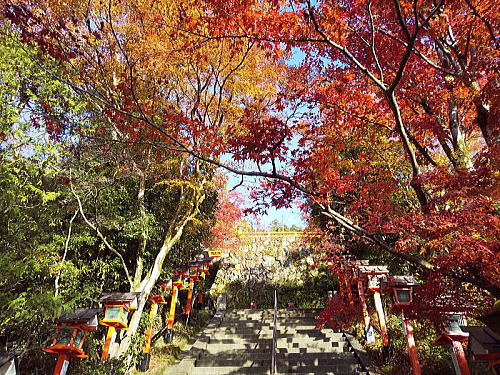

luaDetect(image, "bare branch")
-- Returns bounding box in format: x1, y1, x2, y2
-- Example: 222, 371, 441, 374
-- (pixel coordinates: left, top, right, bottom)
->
320, 204, 435, 270
54, 209, 79, 297
70, 174, 133, 287
388, 1, 444, 93
367, 1, 384, 81
393, 0, 412, 41
376, 27, 457, 76
306, 0, 387, 91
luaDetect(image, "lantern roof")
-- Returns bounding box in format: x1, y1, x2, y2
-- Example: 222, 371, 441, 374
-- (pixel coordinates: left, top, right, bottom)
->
479, 307, 500, 335
357, 265, 389, 275
461, 326, 500, 357
58, 308, 101, 327
0, 351, 21, 367
100, 292, 140, 305
173, 267, 189, 275
355, 260, 370, 266
381, 275, 419, 292
433, 332, 470, 345
460, 327, 500, 362
149, 295, 167, 304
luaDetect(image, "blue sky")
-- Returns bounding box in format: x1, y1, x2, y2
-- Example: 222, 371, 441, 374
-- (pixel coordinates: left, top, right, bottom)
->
226, 171, 306, 230
221, 47, 310, 230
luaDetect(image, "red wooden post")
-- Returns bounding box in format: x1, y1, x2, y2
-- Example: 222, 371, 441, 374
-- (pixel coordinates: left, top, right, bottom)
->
167, 285, 178, 330
432, 313, 471, 375
358, 278, 375, 344
402, 313, 421, 375
184, 279, 194, 315
52, 354, 69, 375
99, 292, 139, 361
373, 290, 390, 348
138, 295, 166, 371
345, 278, 354, 305
451, 341, 471, 375
359, 265, 390, 358
101, 326, 116, 362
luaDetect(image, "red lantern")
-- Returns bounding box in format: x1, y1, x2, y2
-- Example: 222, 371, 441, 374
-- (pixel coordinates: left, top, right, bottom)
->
44, 308, 100, 375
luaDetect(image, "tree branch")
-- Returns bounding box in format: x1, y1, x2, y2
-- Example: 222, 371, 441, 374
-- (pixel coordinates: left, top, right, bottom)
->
70, 174, 133, 287
464, 0, 498, 48
367, 1, 384, 81
54, 209, 79, 297
306, 0, 387, 91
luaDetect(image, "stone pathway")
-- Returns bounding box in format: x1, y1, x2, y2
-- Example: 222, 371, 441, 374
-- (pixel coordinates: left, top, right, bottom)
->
165, 308, 377, 375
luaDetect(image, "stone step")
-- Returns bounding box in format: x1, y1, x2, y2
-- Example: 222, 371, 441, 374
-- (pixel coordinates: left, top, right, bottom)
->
278, 364, 365, 374
221, 315, 319, 320
216, 323, 319, 329
204, 337, 348, 346
189, 366, 270, 375
195, 358, 271, 367
168, 309, 372, 375
207, 335, 346, 343
192, 346, 352, 356
209, 331, 345, 340
224, 308, 323, 314
197, 351, 356, 361
195, 356, 360, 368
195, 343, 351, 353
188, 365, 364, 375
207, 334, 349, 343
222, 313, 321, 319
278, 357, 361, 367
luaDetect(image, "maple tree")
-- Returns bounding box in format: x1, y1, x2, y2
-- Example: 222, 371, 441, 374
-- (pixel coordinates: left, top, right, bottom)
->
206, 177, 245, 251
2, 0, 286, 361
179, 0, 498, 313
2, 0, 498, 336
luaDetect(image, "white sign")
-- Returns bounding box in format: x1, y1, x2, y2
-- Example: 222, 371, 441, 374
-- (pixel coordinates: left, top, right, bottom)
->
60, 360, 70, 375
366, 325, 376, 344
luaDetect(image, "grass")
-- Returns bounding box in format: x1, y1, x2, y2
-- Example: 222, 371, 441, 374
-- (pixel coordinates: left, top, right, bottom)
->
134, 310, 211, 375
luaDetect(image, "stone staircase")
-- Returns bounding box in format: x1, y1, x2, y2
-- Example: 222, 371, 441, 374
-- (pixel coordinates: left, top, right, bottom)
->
167, 308, 375, 375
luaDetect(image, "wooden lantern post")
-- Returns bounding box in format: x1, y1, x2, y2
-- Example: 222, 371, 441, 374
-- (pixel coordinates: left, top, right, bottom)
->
99, 292, 140, 361
382, 275, 421, 375
184, 279, 195, 317
44, 308, 100, 375
164, 268, 190, 343
433, 313, 471, 375
342, 260, 355, 305
338, 270, 346, 299
354, 260, 375, 344
358, 265, 390, 359
137, 295, 167, 372
183, 261, 205, 319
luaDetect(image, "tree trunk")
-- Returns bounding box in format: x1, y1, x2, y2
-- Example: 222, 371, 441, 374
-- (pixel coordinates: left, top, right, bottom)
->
113, 186, 206, 359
